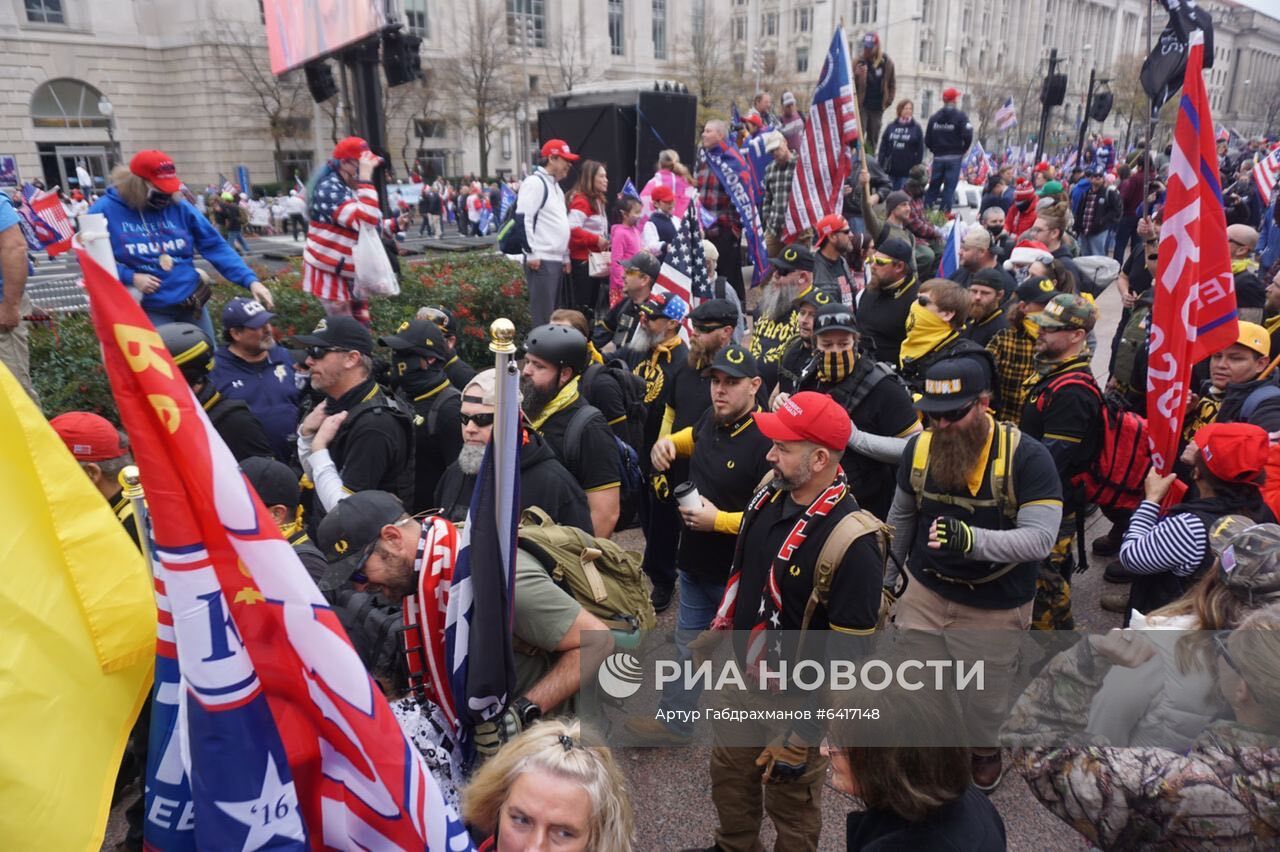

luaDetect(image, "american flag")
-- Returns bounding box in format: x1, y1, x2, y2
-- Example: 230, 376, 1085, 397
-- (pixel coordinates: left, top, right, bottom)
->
995, 97, 1018, 131
21, 183, 74, 257
963, 141, 991, 186
784, 25, 859, 240
656, 198, 713, 309
1253, 145, 1280, 207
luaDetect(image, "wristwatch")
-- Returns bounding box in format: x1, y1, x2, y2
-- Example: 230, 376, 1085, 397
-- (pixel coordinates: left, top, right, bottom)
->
511, 696, 542, 726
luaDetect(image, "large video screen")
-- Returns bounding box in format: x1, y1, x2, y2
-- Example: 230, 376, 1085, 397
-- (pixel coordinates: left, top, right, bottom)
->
263, 0, 387, 76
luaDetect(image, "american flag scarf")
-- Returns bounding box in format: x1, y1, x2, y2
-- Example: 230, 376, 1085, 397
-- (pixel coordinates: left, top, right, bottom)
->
710, 470, 848, 673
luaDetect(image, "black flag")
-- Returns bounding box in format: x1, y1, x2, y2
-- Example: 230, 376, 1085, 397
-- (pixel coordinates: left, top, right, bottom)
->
1140, 0, 1215, 112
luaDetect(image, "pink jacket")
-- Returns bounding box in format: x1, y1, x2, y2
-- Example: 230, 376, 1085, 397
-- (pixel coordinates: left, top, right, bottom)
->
610, 222, 646, 295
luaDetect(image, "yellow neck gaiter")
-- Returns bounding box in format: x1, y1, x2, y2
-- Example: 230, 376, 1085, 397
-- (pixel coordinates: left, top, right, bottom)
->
1232, 257, 1257, 276
1022, 317, 1041, 339
587, 342, 605, 365
529, 376, 581, 431
899, 301, 957, 365
648, 334, 683, 366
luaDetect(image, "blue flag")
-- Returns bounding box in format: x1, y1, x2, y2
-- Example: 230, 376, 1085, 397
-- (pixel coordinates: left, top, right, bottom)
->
478, 205, 493, 235
939, 220, 966, 279
621, 178, 640, 200
702, 141, 770, 286
1261, 193, 1280, 273
499, 183, 517, 219
731, 102, 742, 132
740, 133, 773, 196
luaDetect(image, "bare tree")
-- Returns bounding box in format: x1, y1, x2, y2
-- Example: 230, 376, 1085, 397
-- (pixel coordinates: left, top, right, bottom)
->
384, 71, 441, 176
679, 19, 734, 125
207, 17, 312, 184
440, 0, 519, 177
547, 19, 598, 93
967, 77, 1009, 147
1108, 52, 1150, 151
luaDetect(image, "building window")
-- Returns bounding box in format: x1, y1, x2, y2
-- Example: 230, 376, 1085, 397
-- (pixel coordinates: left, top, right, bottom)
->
609, 0, 624, 56
733, 54, 745, 74
920, 89, 933, 117
507, 0, 546, 48
414, 119, 446, 138
405, 0, 429, 37
761, 12, 777, 37
652, 0, 667, 59
501, 129, 513, 159
25, 0, 65, 24
276, 150, 313, 185
30, 79, 109, 128
855, 0, 877, 25
796, 47, 809, 73
793, 6, 811, 32
733, 16, 746, 41
920, 0, 931, 24
693, 0, 705, 37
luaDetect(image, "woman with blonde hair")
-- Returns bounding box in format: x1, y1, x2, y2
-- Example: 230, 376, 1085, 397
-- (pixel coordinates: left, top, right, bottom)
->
462, 718, 635, 852
640, 148, 695, 219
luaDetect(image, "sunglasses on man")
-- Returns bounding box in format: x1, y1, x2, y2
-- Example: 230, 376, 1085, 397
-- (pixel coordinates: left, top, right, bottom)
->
459, 412, 496, 428
869, 255, 896, 266
928, 400, 976, 424
306, 345, 348, 360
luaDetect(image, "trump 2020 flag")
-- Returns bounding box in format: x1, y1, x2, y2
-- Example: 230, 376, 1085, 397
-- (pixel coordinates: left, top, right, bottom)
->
702, 140, 771, 285
75, 234, 472, 850
784, 25, 859, 241
1148, 29, 1235, 487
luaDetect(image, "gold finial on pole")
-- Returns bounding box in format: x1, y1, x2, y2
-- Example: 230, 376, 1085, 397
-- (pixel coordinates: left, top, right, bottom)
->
119, 464, 144, 500
489, 318, 517, 354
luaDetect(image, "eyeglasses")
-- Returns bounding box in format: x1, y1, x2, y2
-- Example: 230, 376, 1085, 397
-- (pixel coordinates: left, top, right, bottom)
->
869, 255, 895, 266
815, 312, 856, 330
347, 540, 379, 586
917, 295, 932, 307
692, 323, 724, 334
306, 345, 345, 360
459, 412, 496, 428
929, 401, 976, 424
1214, 630, 1242, 675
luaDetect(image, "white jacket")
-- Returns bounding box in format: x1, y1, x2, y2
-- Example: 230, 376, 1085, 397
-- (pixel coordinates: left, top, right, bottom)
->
517, 168, 568, 263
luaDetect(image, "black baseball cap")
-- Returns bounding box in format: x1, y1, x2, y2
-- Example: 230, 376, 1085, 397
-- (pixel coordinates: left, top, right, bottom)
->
240, 456, 300, 510
689, 298, 738, 329
793, 283, 834, 310
622, 251, 662, 279
701, 343, 759, 379
1015, 275, 1059, 305
915, 357, 990, 414
316, 490, 407, 588
875, 238, 913, 266
286, 317, 374, 356
769, 243, 814, 272
969, 268, 1013, 295
813, 303, 859, 335
420, 305, 457, 335
379, 319, 446, 358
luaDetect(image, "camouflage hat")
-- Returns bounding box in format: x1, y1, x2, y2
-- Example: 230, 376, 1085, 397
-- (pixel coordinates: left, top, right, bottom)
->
1032, 293, 1096, 332
1219, 523, 1280, 604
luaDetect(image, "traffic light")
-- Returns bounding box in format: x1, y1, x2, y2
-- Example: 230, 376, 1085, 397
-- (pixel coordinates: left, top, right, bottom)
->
1040, 73, 1068, 107
304, 60, 338, 103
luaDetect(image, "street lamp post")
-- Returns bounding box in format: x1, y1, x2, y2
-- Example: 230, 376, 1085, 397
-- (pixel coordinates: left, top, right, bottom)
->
97, 97, 116, 168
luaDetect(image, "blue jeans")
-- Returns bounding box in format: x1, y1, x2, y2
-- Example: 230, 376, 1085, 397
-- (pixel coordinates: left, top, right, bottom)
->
923, 155, 962, 211
657, 570, 726, 735
145, 303, 215, 341
227, 228, 250, 254
1079, 231, 1110, 258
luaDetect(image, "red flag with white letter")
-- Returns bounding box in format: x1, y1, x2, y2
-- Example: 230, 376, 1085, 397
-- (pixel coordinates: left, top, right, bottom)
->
1147, 30, 1236, 488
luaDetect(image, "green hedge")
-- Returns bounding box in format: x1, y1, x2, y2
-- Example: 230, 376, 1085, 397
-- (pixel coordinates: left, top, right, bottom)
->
30, 252, 530, 423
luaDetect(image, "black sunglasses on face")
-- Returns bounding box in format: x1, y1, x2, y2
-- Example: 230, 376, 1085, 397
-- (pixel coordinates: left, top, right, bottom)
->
816, 312, 856, 330
917, 295, 932, 307
306, 345, 345, 360
459, 412, 496, 428
929, 401, 976, 424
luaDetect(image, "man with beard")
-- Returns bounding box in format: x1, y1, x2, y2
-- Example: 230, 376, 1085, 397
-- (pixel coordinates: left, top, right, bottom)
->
521, 323, 621, 538
210, 296, 301, 462
1021, 295, 1103, 631
812, 213, 856, 306
377, 319, 464, 514
986, 276, 1058, 424
949, 227, 1011, 292
317, 490, 611, 752
434, 369, 591, 532
691, 392, 884, 852
292, 317, 415, 512
774, 284, 832, 402
752, 244, 818, 391
799, 304, 920, 520
633, 292, 691, 611
964, 269, 1012, 348
160, 322, 274, 462
1227, 224, 1265, 321
855, 237, 917, 364
626, 343, 774, 746
673, 298, 738, 427
887, 358, 1062, 792
593, 250, 660, 357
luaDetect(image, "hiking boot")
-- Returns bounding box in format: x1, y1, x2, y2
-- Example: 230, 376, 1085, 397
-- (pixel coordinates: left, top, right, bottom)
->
651, 583, 675, 613
623, 715, 693, 746
1104, 560, 1141, 584
1092, 528, 1123, 556
971, 750, 1006, 793
1101, 589, 1132, 614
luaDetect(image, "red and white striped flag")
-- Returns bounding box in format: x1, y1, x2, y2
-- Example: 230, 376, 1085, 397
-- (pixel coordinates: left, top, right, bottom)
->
30, 187, 75, 257
1253, 145, 1280, 207
783, 26, 859, 241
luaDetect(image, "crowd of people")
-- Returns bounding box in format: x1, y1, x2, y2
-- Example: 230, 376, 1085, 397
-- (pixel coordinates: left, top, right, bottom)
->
2, 61, 1280, 850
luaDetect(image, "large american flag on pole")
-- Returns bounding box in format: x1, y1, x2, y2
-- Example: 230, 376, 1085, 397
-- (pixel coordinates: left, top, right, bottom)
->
995, 97, 1018, 131
656, 199, 713, 307
783, 25, 859, 240
1147, 29, 1236, 495
1253, 145, 1280, 207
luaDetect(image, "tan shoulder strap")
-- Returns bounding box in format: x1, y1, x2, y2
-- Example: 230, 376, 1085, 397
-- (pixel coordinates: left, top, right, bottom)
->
519, 505, 556, 528
800, 510, 891, 634
909, 431, 933, 510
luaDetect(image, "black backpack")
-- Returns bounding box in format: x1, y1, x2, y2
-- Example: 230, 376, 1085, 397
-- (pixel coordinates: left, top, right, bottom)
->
497, 174, 549, 254
581, 359, 647, 456
563, 403, 644, 499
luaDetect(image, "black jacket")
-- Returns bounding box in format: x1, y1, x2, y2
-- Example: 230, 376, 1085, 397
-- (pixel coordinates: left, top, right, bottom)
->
400, 377, 463, 515
1072, 186, 1122, 236
924, 106, 973, 157
197, 383, 273, 462
878, 118, 925, 178
434, 428, 593, 532
324, 377, 416, 507
846, 786, 1007, 852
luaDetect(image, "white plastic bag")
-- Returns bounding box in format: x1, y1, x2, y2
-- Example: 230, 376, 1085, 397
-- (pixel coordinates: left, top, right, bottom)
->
352, 222, 399, 298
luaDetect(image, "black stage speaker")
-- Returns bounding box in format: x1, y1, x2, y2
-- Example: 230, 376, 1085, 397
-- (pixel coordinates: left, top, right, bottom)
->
635, 91, 698, 187
1089, 90, 1114, 122
1040, 73, 1068, 107
538, 106, 637, 200
305, 60, 338, 103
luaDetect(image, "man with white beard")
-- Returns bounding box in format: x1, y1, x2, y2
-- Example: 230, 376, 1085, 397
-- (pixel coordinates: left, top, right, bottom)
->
210, 295, 301, 462
750, 243, 822, 392
433, 368, 592, 532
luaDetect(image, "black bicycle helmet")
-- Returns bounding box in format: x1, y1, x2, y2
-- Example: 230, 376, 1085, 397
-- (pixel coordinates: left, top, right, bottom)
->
523, 323, 588, 375
159, 322, 214, 385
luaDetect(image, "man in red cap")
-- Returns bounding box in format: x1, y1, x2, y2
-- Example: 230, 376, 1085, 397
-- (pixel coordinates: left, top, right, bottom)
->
50, 412, 141, 549
517, 138, 577, 326
301, 136, 383, 326
644, 184, 678, 257
696, 391, 886, 852
922, 87, 973, 212
812, 213, 855, 305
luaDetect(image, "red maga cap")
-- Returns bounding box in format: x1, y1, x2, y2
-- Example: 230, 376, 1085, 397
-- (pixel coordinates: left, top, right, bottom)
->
1194, 423, 1270, 483
814, 213, 850, 245
332, 136, 370, 161
650, 185, 675, 203
129, 150, 180, 193
50, 412, 127, 462
753, 392, 852, 452
540, 139, 580, 161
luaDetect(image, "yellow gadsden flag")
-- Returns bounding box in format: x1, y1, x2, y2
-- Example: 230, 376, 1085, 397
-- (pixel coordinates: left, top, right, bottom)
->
0, 364, 154, 849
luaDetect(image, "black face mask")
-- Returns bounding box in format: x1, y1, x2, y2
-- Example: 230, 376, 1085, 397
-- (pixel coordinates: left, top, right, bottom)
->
147, 190, 173, 210
391, 353, 444, 394
986, 224, 1004, 238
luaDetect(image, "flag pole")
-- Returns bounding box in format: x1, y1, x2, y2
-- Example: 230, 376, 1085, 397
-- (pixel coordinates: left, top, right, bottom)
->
119, 465, 157, 571
489, 317, 518, 509
1142, 0, 1155, 226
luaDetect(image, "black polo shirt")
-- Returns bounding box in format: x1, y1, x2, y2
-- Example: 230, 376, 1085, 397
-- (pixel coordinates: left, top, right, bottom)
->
897, 426, 1061, 609
444, 354, 477, 391
110, 489, 142, 552
856, 274, 919, 364
679, 407, 774, 583
634, 340, 688, 450
406, 380, 463, 515
776, 337, 815, 395
580, 362, 629, 436
324, 377, 414, 501
666, 352, 712, 432
536, 396, 622, 493
965, 306, 1009, 349
593, 297, 643, 351
732, 489, 883, 633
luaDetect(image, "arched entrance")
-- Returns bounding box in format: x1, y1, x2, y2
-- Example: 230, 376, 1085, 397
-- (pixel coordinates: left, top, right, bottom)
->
30, 78, 116, 193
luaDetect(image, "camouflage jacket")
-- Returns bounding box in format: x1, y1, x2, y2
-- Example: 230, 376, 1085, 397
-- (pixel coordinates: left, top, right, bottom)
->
1003, 639, 1280, 850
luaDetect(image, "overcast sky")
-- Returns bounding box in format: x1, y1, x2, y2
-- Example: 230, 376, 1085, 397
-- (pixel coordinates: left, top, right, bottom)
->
1233, 0, 1277, 18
